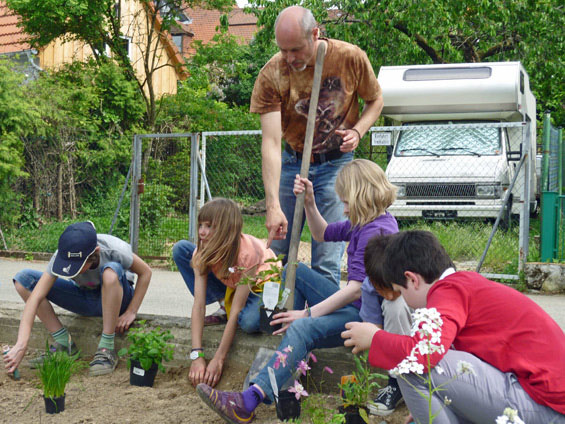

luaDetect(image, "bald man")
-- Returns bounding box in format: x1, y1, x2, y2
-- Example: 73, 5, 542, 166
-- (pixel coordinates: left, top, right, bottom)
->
250, 6, 383, 286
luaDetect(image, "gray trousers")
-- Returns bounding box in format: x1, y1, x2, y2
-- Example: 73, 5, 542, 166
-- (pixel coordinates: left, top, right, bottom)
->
398, 350, 565, 424
382, 295, 412, 335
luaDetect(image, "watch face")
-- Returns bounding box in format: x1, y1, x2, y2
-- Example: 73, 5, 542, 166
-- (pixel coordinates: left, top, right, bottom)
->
190, 351, 202, 360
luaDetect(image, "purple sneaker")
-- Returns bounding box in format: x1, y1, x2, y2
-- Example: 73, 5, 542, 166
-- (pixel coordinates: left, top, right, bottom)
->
196, 383, 255, 424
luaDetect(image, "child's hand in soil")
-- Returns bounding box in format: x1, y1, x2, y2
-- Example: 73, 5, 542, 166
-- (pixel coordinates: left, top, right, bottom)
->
3, 343, 25, 373
271, 309, 308, 335
189, 357, 207, 387
205, 357, 224, 387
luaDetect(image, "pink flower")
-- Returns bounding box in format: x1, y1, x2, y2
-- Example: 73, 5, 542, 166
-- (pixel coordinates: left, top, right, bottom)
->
309, 352, 317, 363
297, 360, 311, 376
323, 366, 334, 374
273, 351, 288, 370
283, 345, 293, 353
287, 380, 308, 400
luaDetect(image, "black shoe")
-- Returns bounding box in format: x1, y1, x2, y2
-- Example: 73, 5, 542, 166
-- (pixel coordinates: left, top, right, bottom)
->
368, 382, 404, 416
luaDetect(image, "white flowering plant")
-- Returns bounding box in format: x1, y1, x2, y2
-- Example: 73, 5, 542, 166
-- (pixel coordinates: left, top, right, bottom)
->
390, 307, 476, 423
496, 408, 525, 424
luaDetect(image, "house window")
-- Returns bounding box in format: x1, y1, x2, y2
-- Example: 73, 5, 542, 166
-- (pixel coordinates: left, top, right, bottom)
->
172, 34, 183, 52
120, 36, 131, 59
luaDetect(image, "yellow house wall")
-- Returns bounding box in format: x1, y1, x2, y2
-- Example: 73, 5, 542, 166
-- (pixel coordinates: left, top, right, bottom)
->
37, 0, 179, 97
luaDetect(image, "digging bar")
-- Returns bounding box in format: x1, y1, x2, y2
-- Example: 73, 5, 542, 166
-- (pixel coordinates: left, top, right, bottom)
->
284, 41, 327, 310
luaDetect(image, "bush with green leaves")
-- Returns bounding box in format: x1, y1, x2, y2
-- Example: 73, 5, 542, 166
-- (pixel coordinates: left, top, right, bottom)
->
35, 341, 84, 399
118, 320, 174, 372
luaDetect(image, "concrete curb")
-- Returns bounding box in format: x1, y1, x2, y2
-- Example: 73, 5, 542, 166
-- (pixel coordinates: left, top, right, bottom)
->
0, 305, 360, 389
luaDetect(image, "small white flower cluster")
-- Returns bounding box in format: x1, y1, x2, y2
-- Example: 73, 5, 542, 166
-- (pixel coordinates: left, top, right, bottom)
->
391, 308, 445, 376
495, 408, 525, 424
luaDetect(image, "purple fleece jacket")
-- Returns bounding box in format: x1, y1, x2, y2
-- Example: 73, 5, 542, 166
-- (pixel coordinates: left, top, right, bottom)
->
324, 212, 399, 308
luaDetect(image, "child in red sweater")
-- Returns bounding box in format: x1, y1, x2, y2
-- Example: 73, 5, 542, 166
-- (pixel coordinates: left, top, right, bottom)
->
343, 230, 565, 423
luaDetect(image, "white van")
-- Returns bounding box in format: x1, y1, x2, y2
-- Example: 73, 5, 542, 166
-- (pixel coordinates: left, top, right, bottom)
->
377, 62, 538, 225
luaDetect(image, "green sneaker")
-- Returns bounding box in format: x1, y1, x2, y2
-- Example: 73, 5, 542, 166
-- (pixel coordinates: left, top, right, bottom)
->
28, 341, 80, 369
89, 348, 118, 376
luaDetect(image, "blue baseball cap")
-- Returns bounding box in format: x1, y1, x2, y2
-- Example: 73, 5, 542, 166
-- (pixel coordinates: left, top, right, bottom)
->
52, 221, 98, 279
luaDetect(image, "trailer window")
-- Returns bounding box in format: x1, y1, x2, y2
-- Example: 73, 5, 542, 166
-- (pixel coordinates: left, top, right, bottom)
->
404, 67, 491, 81
395, 125, 501, 157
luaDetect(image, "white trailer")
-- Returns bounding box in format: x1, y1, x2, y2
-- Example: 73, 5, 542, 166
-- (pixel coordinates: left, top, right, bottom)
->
377, 62, 538, 225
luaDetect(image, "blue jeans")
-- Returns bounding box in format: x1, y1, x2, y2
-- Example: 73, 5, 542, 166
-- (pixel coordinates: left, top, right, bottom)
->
172, 240, 262, 333
252, 263, 361, 402
14, 263, 134, 316
270, 149, 353, 286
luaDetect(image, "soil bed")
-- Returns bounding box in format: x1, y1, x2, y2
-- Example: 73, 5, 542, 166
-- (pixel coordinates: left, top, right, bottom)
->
1, 345, 409, 424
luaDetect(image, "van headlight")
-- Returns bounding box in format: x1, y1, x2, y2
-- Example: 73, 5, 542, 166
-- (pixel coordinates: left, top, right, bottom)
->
395, 184, 406, 198
476, 184, 501, 198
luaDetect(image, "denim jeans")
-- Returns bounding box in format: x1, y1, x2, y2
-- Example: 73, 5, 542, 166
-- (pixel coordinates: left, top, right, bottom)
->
14, 263, 134, 316
270, 149, 353, 286
398, 349, 565, 424
172, 240, 262, 333
252, 263, 361, 402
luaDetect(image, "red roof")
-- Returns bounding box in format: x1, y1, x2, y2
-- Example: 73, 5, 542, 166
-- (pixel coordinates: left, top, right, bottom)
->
0, 3, 30, 54
184, 6, 258, 55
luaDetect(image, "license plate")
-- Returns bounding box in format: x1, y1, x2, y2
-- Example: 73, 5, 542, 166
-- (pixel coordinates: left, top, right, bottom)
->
422, 210, 457, 219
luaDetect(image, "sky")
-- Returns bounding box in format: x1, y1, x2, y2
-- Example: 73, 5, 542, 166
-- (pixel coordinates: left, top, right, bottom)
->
236, 0, 249, 7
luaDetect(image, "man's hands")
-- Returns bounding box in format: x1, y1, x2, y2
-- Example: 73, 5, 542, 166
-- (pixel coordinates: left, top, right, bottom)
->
341, 321, 380, 354
188, 356, 224, 388
335, 128, 361, 152
3, 343, 25, 374
265, 207, 287, 248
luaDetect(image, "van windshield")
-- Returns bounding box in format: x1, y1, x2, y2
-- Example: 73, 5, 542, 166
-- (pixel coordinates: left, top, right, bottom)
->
395, 123, 501, 157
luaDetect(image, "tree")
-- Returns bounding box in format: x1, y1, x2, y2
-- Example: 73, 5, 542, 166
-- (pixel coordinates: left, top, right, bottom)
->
0, 57, 38, 226
247, 0, 564, 126
6, 0, 233, 129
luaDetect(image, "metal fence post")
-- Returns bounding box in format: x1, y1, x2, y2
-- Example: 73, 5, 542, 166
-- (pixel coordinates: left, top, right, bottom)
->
189, 133, 199, 243
518, 122, 532, 271
129, 134, 142, 253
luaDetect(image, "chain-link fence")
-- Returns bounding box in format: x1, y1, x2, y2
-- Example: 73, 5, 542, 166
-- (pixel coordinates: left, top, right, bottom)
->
129, 123, 536, 276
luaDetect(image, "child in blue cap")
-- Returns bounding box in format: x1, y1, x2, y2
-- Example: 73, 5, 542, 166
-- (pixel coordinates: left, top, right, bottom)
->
3, 221, 152, 376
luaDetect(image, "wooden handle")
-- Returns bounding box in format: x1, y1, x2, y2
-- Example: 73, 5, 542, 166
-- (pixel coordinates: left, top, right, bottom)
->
284, 41, 327, 310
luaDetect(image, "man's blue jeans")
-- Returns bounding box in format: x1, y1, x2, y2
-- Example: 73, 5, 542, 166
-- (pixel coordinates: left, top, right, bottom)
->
172, 240, 262, 333
14, 263, 134, 316
270, 149, 353, 286
251, 263, 361, 402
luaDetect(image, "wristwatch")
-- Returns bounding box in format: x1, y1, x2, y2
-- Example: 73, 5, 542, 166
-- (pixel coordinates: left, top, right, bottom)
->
190, 349, 204, 361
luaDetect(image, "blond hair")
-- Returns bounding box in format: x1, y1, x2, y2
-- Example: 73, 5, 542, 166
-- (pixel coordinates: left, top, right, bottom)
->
191, 198, 243, 279
334, 159, 396, 227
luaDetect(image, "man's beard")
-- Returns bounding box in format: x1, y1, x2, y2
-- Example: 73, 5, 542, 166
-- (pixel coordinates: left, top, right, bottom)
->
290, 63, 307, 72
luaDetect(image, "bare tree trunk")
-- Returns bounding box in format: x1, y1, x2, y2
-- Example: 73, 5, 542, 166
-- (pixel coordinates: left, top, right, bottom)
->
57, 162, 63, 221
68, 155, 77, 219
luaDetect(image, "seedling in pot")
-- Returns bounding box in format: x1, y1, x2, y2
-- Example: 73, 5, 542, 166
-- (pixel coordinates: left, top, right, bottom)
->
118, 320, 174, 387
35, 340, 85, 414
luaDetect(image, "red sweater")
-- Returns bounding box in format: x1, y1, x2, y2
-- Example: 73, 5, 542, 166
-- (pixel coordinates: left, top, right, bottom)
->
369, 271, 565, 414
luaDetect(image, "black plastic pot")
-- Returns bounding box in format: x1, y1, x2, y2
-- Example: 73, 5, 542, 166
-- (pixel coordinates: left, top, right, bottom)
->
44, 394, 65, 414
275, 389, 301, 421
259, 306, 286, 334
338, 405, 368, 424
129, 359, 159, 387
